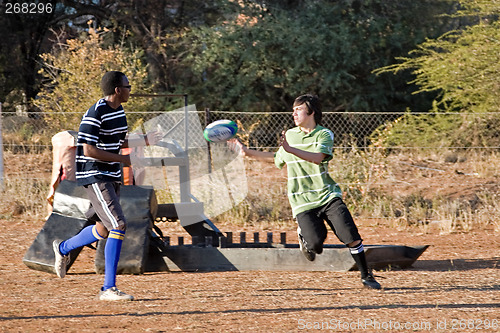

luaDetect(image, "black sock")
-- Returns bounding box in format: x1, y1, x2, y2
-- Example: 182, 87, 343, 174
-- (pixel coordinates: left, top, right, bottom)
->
349, 243, 370, 279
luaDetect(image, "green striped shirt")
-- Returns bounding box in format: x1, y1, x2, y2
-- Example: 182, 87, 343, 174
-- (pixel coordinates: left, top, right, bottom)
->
274, 125, 343, 217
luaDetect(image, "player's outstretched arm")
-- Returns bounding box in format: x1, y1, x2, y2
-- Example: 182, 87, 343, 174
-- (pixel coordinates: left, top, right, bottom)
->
228, 139, 275, 163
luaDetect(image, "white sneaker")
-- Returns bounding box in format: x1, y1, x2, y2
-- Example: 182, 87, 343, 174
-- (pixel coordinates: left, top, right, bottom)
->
53, 240, 70, 278
98, 287, 134, 301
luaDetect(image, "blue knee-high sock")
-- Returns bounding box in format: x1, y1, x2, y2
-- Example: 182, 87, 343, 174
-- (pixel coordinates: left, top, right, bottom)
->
102, 229, 125, 291
59, 225, 104, 256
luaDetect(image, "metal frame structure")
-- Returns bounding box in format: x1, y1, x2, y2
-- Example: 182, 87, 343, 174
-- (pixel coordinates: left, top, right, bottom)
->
130, 94, 222, 241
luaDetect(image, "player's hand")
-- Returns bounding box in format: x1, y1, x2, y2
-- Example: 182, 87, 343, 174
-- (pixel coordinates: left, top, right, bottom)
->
280, 131, 291, 152
228, 138, 248, 156
145, 131, 163, 146
122, 154, 132, 167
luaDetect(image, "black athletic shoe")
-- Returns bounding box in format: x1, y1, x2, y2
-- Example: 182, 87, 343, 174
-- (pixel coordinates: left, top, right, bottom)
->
297, 227, 316, 261
362, 273, 381, 289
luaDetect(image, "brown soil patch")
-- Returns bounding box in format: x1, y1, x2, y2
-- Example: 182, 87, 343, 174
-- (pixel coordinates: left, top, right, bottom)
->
0, 218, 498, 332
0, 154, 499, 332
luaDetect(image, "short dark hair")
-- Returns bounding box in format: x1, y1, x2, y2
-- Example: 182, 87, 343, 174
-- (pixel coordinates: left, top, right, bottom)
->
293, 94, 322, 125
100, 71, 126, 96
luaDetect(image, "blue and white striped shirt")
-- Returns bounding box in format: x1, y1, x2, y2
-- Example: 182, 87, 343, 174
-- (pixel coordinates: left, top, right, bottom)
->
76, 99, 128, 186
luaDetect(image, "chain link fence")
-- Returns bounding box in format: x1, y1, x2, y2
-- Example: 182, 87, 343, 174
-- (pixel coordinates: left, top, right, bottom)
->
3, 109, 500, 150
206, 110, 500, 150
3, 108, 500, 184
2, 106, 500, 226
206, 110, 400, 149
3, 108, 500, 161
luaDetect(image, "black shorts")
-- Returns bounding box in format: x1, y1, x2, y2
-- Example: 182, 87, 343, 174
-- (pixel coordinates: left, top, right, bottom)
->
296, 197, 361, 252
84, 181, 126, 231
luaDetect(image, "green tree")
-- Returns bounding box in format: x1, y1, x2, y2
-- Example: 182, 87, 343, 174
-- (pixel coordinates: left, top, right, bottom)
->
374, 0, 500, 114
179, 0, 456, 112
35, 26, 151, 133
0, 0, 234, 112
107, 0, 235, 93
0, 0, 113, 109
371, 0, 500, 149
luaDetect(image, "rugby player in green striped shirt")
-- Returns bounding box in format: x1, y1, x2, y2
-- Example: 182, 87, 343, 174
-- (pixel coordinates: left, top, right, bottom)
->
231, 94, 381, 289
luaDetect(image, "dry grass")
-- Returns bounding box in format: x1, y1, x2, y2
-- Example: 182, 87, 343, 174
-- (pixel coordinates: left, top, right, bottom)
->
0, 150, 52, 220
1, 147, 500, 234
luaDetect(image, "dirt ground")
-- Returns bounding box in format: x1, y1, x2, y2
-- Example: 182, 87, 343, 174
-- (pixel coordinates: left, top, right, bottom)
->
0, 152, 499, 332
0, 216, 498, 332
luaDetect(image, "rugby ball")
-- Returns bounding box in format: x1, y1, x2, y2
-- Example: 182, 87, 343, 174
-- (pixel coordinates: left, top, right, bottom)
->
203, 119, 238, 143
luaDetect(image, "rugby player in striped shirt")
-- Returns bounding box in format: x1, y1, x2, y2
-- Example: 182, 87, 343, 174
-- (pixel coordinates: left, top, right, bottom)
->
53, 71, 161, 300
